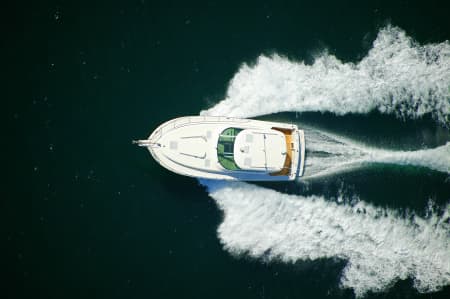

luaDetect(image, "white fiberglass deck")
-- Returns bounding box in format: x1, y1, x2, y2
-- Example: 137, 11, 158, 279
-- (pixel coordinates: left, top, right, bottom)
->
135, 116, 305, 181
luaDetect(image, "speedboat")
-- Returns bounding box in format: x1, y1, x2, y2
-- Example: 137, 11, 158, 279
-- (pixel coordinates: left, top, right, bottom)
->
134, 116, 305, 181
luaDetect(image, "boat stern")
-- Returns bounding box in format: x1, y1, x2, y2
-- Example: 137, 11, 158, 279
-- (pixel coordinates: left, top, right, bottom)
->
297, 129, 305, 177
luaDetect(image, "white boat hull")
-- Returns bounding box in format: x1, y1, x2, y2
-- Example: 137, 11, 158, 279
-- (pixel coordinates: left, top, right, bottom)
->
135, 116, 305, 181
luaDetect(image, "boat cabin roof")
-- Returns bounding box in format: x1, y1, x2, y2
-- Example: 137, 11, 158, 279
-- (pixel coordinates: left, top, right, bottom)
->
217, 127, 286, 172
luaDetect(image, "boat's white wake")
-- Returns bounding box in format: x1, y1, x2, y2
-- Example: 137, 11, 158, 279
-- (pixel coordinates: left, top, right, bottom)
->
303, 129, 450, 178
203, 181, 450, 298
201, 26, 450, 124
199, 25, 450, 297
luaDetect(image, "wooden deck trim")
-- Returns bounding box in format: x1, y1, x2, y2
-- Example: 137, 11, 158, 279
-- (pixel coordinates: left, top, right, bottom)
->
270, 127, 293, 176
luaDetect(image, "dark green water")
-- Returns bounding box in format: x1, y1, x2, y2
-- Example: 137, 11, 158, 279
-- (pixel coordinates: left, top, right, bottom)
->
5, 1, 450, 298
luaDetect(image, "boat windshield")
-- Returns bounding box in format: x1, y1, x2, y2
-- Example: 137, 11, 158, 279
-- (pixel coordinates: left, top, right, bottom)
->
217, 127, 243, 170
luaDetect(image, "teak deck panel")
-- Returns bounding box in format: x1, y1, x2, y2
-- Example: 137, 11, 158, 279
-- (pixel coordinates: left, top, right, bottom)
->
270, 127, 293, 176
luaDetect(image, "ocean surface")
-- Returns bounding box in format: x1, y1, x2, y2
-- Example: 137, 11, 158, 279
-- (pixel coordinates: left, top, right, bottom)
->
5, 1, 450, 298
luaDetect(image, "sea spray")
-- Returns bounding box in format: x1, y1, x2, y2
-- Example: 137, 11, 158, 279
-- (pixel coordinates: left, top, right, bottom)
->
199, 25, 450, 297
370, 142, 450, 174
303, 128, 450, 178
201, 26, 450, 125
303, 128, 368, 178
202, 181, 450, 297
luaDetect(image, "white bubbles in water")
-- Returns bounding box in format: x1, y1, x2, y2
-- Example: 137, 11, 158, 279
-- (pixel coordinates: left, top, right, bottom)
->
303, 128, 450, 178
201, 26, 450, 125
199, 25, 450, 297
205, 181, 450, 297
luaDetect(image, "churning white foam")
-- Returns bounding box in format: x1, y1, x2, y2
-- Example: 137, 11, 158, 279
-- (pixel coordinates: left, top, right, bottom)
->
303, 128, 450, 178
204, 181, 450, 297
199, 25, 450, 296
201, 26, 450, 124
371, 142, 450, 174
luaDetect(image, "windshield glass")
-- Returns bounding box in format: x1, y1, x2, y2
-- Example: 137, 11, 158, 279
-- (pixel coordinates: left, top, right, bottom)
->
217, 128, 242, 170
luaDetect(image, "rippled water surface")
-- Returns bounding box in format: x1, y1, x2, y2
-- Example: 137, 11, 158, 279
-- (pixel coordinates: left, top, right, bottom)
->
6, 1, 450, 299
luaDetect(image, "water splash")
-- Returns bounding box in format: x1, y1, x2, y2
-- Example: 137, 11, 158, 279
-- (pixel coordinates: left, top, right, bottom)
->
303, 128, 450, 178
203, 181, 450, 297
201, 26, 450, 125
199, 25, 450, 297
